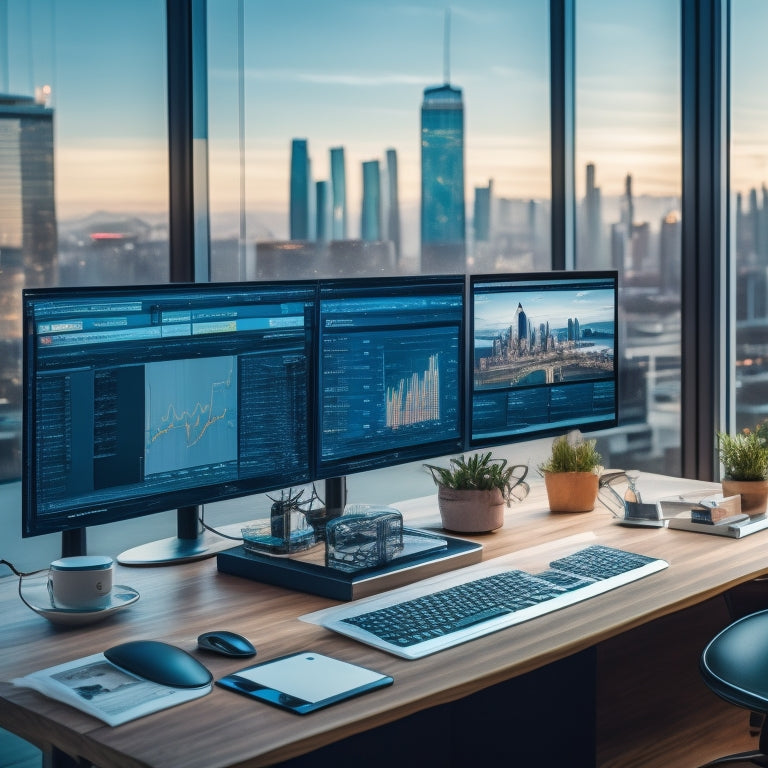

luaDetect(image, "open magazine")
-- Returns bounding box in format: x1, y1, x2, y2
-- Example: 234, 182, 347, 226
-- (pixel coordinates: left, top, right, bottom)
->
12, 652, 211, 726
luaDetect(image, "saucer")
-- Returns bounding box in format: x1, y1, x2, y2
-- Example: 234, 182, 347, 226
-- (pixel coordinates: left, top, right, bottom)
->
19, 574, 140, 626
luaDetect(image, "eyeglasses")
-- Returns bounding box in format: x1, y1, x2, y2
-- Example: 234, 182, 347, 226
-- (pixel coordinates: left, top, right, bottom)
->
597, 470, 636, 518
506, 464, 530, 504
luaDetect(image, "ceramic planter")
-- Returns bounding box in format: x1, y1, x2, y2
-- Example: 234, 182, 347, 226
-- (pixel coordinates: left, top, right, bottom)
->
543, 471, 599, 513
437, 486, 505, 533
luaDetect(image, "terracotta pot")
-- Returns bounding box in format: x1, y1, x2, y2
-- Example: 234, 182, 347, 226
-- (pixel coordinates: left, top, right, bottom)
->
721, 478, 768, 517
437, 486, 505, 533
543, 471, 599, 513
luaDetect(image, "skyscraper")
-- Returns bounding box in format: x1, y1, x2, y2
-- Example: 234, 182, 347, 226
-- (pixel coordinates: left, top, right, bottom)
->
316, 180, 330, 242
474, 180, 492, 243
330, 146, 347, 240
420, 82, 466, 273
361, 160, 381, 241
582, 163, 603, 268
0, 94, 56, 288
290, 138, 310, 240
385, 148, 401, 262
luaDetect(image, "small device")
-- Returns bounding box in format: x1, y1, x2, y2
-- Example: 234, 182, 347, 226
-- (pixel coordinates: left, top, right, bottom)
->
217, 651, 393, 714
104, 640, 212, 689
197, 630, 256, 658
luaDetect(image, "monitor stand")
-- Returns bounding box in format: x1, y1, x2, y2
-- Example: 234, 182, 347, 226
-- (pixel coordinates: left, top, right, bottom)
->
118, 478, 349, 567
61, 528, 87, 558
117, 506, 236, 567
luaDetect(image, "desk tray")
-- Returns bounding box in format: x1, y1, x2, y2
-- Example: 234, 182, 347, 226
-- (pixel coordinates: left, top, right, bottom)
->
217, 528, 483, 600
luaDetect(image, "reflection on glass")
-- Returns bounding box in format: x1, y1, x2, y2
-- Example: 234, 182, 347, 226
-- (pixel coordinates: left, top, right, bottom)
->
575, 0, 682, 474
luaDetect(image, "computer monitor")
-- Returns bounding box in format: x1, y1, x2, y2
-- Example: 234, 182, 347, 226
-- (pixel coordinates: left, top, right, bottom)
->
469, 271, 618, 446
316, 276, 465, 480
22, 281, 316, 563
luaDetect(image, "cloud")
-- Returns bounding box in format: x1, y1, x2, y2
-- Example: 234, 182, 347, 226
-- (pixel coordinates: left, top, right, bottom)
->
210, 67, 430, 88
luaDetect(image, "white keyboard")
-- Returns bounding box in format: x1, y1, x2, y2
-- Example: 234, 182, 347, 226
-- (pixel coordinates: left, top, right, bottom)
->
301, 543, 668, 660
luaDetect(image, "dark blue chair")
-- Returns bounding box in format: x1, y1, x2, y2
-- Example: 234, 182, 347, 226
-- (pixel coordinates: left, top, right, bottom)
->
700, 609, 768, 766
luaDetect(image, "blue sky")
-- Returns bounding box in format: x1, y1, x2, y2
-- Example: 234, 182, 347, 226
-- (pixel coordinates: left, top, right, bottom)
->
1, 0, 766, 223
474, 287, 615, 334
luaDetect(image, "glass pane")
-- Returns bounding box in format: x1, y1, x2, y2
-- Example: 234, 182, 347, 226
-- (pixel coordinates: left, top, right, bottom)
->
575, 0, 682, 474
207, 0, 550, 282
0, 0, 168, 481
732, 0, 768, 435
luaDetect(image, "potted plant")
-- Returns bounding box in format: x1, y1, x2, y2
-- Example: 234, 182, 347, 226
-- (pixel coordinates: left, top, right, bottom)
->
539, 431, 602, 513
718, 422, 768, 516
424, 452, 528, 533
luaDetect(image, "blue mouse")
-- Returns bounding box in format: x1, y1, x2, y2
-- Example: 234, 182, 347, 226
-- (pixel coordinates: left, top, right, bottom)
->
196, 630, 256, 658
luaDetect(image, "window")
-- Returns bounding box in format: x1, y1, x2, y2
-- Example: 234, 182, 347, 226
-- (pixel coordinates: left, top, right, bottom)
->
206, 0, 551, 281
731, 0, 768, 434
575, 0, 682, 474
0, 0, 168, 481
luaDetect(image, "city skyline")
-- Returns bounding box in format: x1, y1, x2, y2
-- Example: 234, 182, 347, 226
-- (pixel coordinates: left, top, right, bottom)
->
1, 0, 766, 230
474, 288, 615, 335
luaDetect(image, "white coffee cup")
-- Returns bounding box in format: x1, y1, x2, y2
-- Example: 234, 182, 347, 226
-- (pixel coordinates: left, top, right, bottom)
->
48, 555, 114, 610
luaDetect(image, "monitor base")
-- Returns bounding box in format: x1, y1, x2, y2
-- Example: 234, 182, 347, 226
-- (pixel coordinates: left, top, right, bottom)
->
117, 524, 245, 566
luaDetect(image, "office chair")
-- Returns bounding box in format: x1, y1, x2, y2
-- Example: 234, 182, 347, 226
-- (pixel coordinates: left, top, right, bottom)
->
699, 609, 768, 766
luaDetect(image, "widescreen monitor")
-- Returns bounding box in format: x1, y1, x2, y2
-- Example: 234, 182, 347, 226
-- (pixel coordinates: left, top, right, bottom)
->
22, 281, 316, 562
316, 276, 465, 479
470, 271, 618, 447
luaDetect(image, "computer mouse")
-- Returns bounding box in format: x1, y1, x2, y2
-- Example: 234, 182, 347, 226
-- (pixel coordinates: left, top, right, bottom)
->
104, 640, 212, 689
196, 630, 257, 658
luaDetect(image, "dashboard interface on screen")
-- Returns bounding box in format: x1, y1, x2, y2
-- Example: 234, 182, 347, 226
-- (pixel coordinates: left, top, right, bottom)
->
316, 277, 465, 478
470, 272, 618, 446
23, 282, 315, 536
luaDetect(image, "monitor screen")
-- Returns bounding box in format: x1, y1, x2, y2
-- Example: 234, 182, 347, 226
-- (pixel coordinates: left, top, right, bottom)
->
470, 271, 618, 446
316, 276, 465, 478
22, 281, 316, 540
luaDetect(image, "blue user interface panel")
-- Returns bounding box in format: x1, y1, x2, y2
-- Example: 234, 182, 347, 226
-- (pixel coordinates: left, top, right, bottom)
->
316, 276, 465, 478
23, 282, 316, 536
470, 272, 618, 446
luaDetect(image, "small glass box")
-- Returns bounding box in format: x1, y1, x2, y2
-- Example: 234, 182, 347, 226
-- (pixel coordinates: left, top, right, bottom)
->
325, 506, 404, 572
241, 510, 316, 556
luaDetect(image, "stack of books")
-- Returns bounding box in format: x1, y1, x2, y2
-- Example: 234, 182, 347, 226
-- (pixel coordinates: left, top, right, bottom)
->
662, 494, 768, 538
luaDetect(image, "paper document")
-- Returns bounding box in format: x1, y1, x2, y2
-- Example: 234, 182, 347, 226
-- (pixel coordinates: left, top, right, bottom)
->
12, 652, 211, 726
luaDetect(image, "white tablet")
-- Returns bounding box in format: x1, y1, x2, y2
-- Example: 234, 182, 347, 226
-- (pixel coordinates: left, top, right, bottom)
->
217, 651, 393, 714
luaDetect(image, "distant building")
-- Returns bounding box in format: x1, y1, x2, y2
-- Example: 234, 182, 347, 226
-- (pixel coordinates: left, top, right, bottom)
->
316, 180, 331, 242
474, 180, 492, 243
361, 160, 381, 241
421, 83, 465, 273
385, 148, 401, 262
582, 163, 603, 268
290, 138, 311, 240
330, 146, 347, 240
660, 211, 681, 293
0, 94, 56, 287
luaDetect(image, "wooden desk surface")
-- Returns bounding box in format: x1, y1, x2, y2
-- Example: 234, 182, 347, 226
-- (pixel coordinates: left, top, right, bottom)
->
1, 474, 766, 768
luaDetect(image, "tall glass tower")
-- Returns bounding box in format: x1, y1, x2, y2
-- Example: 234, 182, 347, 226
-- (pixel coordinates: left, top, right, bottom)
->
361, 160, 381, 241
330, 146, 347, 240
386, 148, 401, 262
0, 94, 56, 288
420, 83, 465, 273
290, 138, 310, 240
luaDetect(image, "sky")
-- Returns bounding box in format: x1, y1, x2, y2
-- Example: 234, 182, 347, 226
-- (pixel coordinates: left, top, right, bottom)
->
474, 286, 615, 334
1, 0, 767, 229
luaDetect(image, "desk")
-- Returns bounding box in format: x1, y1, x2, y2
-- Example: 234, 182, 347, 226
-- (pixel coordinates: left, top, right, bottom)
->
1, 474, 766, 768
